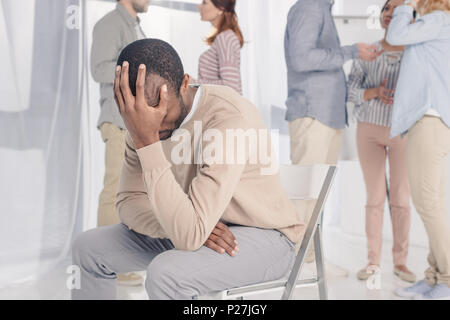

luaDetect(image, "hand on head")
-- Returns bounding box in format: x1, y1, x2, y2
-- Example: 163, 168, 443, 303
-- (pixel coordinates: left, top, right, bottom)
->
114, 62, 169, 149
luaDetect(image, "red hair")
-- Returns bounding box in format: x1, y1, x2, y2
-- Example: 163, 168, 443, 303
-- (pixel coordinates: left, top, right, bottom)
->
206, 0, 244, 48
418, 0, 450, 15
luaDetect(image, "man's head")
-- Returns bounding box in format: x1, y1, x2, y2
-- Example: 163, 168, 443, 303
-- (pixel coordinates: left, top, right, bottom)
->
118, 0, 150, 13
117, 39, 193, 140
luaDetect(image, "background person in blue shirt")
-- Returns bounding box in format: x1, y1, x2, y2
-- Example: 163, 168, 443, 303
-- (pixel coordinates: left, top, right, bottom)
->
387, 0, 450, 300
284, 0, 382, 265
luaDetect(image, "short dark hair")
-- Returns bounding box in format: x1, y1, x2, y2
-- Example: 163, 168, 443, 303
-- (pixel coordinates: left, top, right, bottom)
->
117, 39, 185, 96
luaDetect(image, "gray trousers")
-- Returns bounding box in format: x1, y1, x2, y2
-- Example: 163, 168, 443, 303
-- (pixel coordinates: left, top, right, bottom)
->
71, 223, 295, 300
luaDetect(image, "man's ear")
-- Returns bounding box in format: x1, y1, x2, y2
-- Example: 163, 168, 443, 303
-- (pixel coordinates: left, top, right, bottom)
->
180, 74, 192, 94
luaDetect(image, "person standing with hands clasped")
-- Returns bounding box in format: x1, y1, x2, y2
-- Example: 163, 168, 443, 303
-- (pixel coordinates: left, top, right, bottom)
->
385, 0, 450, 300
348, 0, 415, 284
197, 0, 244, 95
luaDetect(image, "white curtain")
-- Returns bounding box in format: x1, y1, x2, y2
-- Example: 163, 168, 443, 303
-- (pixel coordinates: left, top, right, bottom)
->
2, 0, 441, 292
0, 0, 85, 288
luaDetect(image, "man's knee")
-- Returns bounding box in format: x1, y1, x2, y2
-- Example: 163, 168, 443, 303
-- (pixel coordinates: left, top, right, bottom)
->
145, 253, 196, 300
72, 229, 103, 270
145, 254, 175, 299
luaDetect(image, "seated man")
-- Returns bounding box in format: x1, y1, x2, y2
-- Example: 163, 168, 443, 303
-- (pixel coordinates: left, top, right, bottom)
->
72, 39, 304, 300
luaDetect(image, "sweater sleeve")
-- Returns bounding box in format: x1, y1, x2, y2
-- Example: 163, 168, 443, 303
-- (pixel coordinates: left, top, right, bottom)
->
199, 31, 242, 95
386, 5, 444, 45
135, 116, 249, 251
116, 132, 166, 238
286, 1, 359, 73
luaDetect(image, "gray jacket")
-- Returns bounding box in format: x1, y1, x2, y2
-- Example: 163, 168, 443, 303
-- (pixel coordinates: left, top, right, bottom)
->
91, 3, 146, 129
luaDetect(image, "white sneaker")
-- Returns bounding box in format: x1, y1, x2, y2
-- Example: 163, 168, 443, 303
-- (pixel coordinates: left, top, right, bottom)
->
395, 280, 433, 298
414, 284, 450, 300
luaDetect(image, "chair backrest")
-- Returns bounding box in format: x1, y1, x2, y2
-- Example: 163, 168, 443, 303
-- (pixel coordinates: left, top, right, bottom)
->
279, 164, 332, 201
279, 164, 337, 300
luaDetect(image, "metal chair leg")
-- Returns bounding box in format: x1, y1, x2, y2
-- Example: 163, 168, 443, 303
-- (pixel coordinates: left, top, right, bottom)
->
314, 220, 328, 300
281, 167, 337, 301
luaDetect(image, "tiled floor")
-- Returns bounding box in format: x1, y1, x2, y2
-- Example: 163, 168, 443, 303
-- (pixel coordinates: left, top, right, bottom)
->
0, 225, 429, 300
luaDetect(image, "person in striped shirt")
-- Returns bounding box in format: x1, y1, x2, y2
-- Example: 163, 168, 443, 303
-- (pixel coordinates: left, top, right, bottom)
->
197, 0, 243, 95
348, 0, 416, 284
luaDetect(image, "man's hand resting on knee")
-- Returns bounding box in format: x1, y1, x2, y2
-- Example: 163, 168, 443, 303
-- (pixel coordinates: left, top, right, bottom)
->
204, 222, 239, 256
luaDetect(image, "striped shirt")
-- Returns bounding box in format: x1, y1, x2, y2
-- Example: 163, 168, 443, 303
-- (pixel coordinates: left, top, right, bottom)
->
198, 29, 242, 95
348, 42, 403, 127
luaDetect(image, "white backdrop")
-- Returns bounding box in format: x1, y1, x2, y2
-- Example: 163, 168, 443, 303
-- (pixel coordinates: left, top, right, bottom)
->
0, 0, 84, 288
1, 0, 449, 290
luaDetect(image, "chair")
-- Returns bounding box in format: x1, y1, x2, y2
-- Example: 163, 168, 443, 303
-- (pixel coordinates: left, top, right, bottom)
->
200, 164, 337, 300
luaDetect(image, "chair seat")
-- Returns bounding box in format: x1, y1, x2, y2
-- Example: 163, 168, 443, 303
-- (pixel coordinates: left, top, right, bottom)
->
201, 277, 319, 300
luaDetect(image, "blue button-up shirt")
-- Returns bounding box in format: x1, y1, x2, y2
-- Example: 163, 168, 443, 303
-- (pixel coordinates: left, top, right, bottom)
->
386, 5, 450, 137
284, 0, 359, 129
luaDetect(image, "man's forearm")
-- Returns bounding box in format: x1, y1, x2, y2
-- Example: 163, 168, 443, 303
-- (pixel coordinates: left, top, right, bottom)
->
136, 127, 246, 252
116, 192, 167, 238
289, 44, 358, 72
287, 2, 359, 73
116, 133, 168, 239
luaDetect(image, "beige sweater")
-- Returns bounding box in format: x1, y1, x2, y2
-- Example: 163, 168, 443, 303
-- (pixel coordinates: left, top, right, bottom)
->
116, 85, 304, 251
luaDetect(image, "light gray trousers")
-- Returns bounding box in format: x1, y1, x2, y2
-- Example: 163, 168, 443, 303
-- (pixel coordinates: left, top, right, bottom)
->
71, 223, 295, 300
